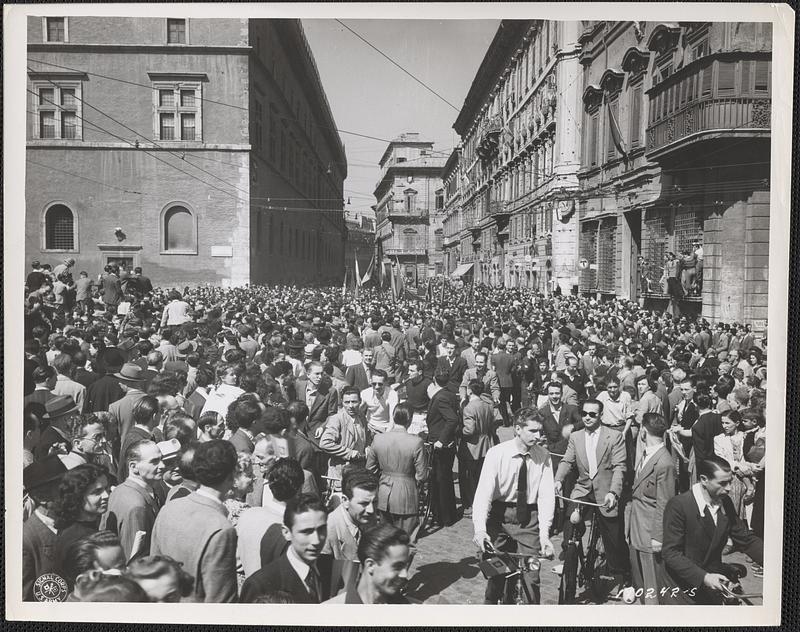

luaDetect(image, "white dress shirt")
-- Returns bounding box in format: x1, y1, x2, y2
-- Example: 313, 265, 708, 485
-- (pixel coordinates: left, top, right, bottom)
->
360, 386, 398, 434
585, 427, 601, 479
472, 439, 555, 547
692, 482, 721, 525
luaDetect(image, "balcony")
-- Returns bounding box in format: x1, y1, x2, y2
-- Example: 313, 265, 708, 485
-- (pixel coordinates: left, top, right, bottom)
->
645, 55, 771, 161
387, 204, 429, 220
475, 115, 503, 163
383, 246, 426, 256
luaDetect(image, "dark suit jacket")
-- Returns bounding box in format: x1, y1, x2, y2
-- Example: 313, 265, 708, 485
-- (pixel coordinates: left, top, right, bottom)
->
184, 389, 207, 421
24, 357, 40, 396
626, 446, 675, 552
426, 388, 460, 446
23, 388, 55, 408
344, 363, 370, 392
118, 426, 152, 483
22, 512, 59, 600
74, 367, 101, 389
240, 552, 331, 603
538, 403, 583, 456
435, 356, 468, 393
491, 350, 516, 388
100, 478, 161, 560
293, 378, 339, 446
662, 490, 763, 604
459, 396, 499, 460
692, 412, 723, 463
229, 428, 255, 454
86, 374, 124, 413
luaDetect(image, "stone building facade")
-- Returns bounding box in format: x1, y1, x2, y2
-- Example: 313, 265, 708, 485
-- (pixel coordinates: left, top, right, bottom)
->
450, 20, 583, 294
26, 16, 346, 287
373, 133, 445, 285
576, 21, 771, 328
344, 212, 376, 283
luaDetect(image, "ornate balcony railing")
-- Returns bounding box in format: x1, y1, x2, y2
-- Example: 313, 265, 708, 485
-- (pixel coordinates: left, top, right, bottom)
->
646, 96, 770, 155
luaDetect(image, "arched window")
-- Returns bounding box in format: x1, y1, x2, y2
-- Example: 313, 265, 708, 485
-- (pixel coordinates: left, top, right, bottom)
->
44, 204, 76, 250
161, 203, 197, 254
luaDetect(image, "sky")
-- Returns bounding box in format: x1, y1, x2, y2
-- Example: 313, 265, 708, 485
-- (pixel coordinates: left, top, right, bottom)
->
302, 19, 500, 218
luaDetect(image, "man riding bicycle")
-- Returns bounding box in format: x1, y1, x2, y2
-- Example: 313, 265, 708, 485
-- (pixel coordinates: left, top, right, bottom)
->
554, 399, 631, 588
472, 408, 555, 604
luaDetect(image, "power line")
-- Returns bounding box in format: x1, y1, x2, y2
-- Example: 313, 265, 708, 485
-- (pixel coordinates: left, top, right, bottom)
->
26, 159, 144, 195
334, 19, 461, 112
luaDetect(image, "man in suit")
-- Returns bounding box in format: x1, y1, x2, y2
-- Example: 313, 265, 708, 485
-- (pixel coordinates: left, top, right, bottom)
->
51, 353, 87, 413
491, 339, 519, 426
555, 398, 630, 577
458, 380, 499, 517
671, 376, 699, 492
345, 347, 375, 392
322, 468, 378, 561
426, 369, 460, 527
458, 352, 500, 405
319, 387, 368, 482
295, 361, 340, 485
661, 455, 763, 604
435, 339, 468, 395
227, 399, 262, 455
117, 395, 159, 483
460, 334, 482, 370
626, 413, 676, 604
373, 331, 400, 384
184, 364, 213, 421
366, 402, 427, 536
151, 440, 238, 602
24, 365, 57, 408
107, 363, 148, 454
241, 494, 331, 603
86, 348, 126, 413
100, 439, 165, 561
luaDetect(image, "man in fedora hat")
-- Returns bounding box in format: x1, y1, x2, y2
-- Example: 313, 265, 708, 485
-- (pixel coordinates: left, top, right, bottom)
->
163, 340, 192, 374
86, 348, 125, 413
22, 454, 71, 599
34, 395, 81, 461
108, 363, 149, 456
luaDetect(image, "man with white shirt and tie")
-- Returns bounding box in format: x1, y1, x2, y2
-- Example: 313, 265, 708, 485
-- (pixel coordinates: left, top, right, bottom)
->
626, 412, 675, 604
472, 408, 556, 604
555, 398, 630, 579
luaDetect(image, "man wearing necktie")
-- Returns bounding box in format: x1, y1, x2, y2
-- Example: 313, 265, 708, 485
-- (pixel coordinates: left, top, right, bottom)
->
625, 413, 675, 604
661, 455, 763, 604
472, 409, 556, 604
555, 399, 630, 580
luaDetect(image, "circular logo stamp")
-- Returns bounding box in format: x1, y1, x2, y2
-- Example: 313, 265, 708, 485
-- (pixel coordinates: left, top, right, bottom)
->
33, 573, 69, 602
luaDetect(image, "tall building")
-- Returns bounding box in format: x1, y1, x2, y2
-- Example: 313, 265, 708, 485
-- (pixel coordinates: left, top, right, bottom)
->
577, 21, 771, 328
26, 16, 346, 286
441, 148, 465, 277
373, 133, 446, 285
451, 20, 583, 293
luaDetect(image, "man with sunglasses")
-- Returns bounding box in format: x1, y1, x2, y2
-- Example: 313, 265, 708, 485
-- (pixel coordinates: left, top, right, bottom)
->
359, 369, 398, 438
554, 398, 630, 582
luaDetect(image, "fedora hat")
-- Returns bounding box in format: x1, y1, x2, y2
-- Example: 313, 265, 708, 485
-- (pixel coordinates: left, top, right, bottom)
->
23, 454, 68, 492
113, 363, 146, 385
176, 340, 193, 356
44, 395, 80, 420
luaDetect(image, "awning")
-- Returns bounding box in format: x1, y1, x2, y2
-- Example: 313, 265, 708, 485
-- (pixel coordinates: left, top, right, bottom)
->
451, 263, 475, 278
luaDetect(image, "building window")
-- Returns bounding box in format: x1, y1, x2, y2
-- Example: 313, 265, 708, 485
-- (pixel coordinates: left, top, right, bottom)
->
435, 191, 444, 211
754, 60, 770, 93
584, 111, 600, 168
153, 83, 201, 141
32, 83, 82, 140
44, 17, 66, 43
161, 203, 197, 254
629, 83, 643, 148
606, 98, 619, 162
435, 228, 443, 251
44, 204, 76, 250
167, 19, 187, 44
404, 189, 417, 213
717, 61, 736, 96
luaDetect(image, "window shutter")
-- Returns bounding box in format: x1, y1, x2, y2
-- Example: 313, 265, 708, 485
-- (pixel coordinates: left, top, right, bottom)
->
740, 60, 752, 94
717, 61, 736, 95
701, 63, 713, 96
630, 86, 642, 147
754, 60, 769, 92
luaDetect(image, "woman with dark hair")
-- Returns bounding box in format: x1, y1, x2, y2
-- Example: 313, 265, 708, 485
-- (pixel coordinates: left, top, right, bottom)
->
124, 554, 194, 602
52, 464, 111, 580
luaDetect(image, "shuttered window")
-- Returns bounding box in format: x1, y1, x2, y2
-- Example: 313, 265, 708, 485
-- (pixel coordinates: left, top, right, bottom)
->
606, 99, 619, 161
717, 61, 736, 95
630, 85, 642, 147
741, 60, 752, 94
754, 60, 770, 93
597, 219, 617, 293
701, 63, 713, 97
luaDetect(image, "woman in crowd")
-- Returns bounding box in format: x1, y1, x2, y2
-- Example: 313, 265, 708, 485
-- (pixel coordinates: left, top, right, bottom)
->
714, 409, 755, 520
124, 555, 194, 603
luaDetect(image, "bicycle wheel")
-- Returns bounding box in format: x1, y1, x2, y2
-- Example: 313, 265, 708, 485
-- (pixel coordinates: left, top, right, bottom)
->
559, 542, 580, 604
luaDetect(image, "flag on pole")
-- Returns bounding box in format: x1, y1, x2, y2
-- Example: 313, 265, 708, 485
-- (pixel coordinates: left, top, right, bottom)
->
394, 256, 404, 300
355, 257, 362, 287
354, 258, 361, 300
361, 254, 375, 286
606, 101, 628, 161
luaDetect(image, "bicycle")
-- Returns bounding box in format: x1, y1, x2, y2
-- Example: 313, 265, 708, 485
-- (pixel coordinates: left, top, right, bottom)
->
717, 563, 763, 606
411, 441, 435, 542
479, 541, 542, 604
557, 500, 615, 604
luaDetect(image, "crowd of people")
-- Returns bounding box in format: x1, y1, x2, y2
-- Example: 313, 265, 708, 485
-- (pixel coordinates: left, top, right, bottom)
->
21, 256, 767, 605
